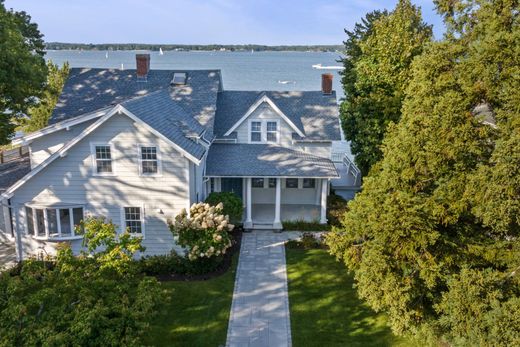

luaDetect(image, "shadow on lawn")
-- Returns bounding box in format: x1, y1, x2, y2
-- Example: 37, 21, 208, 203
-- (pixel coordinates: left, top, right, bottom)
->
286, 248, 413, 347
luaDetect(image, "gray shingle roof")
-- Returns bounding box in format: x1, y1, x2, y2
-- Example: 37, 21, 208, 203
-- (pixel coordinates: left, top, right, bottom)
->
121, 90, 206, 159
206, 144, 338, 177
0, 156, 31, 192
213, 91, 341, 141
51, 68, 222, 138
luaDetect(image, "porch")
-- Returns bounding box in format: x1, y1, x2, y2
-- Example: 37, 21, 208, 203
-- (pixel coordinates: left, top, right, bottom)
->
251, 203, 321, 224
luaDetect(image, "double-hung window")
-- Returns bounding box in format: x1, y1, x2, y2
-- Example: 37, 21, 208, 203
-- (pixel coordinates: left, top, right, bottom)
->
303, 178, 315, 188
252, 178, 264, 188
266, 121, 278, 143
123, 206, 144, 235
250, 121, 262, 142
139, 146, 160, 175
268, 178, 277, 188
249, 120, 279, 143
26, 205, 84, 239
92, 144, 114, 175
285, 178, 299, 188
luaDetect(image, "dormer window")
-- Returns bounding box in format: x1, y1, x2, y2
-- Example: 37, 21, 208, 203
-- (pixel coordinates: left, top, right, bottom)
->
249, 120, 279, 144
250, 121, 262, 142
266, 121, 278, 143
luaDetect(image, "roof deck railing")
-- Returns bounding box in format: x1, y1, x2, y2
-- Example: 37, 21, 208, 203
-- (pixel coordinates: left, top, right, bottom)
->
0, 146, 29, 164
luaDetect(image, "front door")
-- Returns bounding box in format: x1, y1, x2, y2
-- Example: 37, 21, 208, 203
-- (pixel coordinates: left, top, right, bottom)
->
221, 178, 243, 198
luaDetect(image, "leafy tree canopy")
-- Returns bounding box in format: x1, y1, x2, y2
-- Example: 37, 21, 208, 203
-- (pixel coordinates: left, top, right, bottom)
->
340, 0, 432, 175
0, 0, 47, 144
23, 60, 69, 133
328, 0, 520, 345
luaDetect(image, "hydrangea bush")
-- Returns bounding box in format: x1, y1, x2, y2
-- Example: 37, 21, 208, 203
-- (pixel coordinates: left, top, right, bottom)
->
169, 202, 234, 261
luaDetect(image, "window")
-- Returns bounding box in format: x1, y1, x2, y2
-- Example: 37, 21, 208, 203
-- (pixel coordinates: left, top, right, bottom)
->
252, 178, 264, 188
250, 121, 262, 142
286, 178, 298, 188
303, 178, 315, 188
124, 207, 143, 234
171, 72, 187, 85
93, 144, 113, 174
26, 205, 84, 239
266, 121, 278, 143
268, 178, 277, 188
249, 120, 279, 143
139, 146, 160, 175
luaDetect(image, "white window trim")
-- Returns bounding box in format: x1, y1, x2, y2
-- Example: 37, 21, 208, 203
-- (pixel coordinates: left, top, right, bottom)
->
285, 178, 299, 189
90, 142, 116, 176
25, 205, 84, 241
248, 119, 280, 144
120, 204, 146, 238
137, 144, 162, 177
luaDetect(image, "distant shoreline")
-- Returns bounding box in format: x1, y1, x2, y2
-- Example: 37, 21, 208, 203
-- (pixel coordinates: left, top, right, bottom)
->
45, 42, 343, 53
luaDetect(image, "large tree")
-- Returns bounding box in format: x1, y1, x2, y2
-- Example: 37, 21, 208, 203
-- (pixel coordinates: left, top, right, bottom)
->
340, 0, 432, 175
24, 61, 69, 132
0, 0, 47, 144
328, 0, 519, 344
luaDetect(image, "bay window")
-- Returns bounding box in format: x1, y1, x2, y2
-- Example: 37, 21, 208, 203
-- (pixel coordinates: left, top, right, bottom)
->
26, 205, 84, 239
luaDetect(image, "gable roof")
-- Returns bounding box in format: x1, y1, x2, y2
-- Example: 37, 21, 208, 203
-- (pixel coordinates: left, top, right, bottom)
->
52, 68, 222, 138
214, 90, 341, 141
206, 143, 338, 178
223, 93, 305, 137
2, 104, 203, 199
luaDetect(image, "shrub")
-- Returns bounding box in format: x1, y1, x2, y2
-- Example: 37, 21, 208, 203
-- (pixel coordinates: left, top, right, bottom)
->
0, 217, 161, 346
282, 219, 330, 232
169, 202, 234, 261
205, 192, 243, 225
286, 232, 323, 249
327, 194, 349, 227
138, 251, 224, 276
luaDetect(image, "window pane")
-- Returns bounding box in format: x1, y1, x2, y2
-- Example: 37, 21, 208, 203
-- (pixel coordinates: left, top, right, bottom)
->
142, 160, 158, 174
96, 160, 112, 173
46, 209, 58, 237
286, 178, 298, 188
73, 208, 84, 234
95, 146, 111, 159
267, 122, 277, 131
251, 122, 261, 131
303, 178, 315, 188
35, 209, 45, 236
252, 178, 264, 188
26, 207, 34, 235
251, 132, 261, 142
266, 132, 277, 142
268, 178, 277, 188
141, 147, 157, 160
60, 209, 72, 236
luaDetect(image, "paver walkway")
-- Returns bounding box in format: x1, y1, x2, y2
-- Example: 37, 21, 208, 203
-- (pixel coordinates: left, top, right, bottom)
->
226, 231, 299, 347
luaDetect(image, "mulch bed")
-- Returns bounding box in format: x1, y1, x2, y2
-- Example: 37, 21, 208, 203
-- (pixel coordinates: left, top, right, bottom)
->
155, 228, 243, 282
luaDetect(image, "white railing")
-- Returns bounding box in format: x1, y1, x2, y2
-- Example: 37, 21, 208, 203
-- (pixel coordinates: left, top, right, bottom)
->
330, 152, 344, 162
342, 154, 361, 186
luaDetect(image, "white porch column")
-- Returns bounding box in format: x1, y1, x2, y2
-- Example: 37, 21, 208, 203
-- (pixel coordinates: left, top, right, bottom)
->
273, 178, 282, 229
244, 177, 253, 229
320, 178, 328, 224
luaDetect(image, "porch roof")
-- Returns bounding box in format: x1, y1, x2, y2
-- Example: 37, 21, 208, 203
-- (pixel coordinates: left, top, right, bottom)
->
205, 143, 339, 178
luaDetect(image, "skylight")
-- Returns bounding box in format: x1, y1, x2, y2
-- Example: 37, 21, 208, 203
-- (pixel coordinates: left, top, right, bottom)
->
171, 72, 187, 85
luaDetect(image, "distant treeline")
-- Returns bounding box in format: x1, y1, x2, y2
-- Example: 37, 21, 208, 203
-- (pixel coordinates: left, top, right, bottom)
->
45, 42, 343, 52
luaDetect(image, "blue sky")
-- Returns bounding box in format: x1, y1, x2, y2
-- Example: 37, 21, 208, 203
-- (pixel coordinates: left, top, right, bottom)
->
5, 0, 444, 45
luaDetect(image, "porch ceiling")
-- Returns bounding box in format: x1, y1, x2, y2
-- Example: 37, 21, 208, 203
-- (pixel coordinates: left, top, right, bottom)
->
205, 143, 338, 178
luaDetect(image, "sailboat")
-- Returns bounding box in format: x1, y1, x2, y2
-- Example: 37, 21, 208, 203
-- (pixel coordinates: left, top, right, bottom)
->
159, 47, 164, 55
105, 51, 109, 59
312, 63, 344, 70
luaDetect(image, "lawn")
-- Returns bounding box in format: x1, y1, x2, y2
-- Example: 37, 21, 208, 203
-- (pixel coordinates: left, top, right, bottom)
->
286, 248, 416, 347
144, 254, 238, 347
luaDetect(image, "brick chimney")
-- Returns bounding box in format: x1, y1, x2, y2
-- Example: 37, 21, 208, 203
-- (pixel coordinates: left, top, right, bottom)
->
321, 73, 333, 95
136, 54, 150, 78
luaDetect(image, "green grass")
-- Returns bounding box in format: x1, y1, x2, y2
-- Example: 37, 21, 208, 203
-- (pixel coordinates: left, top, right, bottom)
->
144, 254, 238, 347
286, 248, 416, 347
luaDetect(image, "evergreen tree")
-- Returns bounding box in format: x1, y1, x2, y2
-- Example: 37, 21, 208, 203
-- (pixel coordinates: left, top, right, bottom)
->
0, 0, 47, 144
24, 61, 69, 132
340, 0, 432, 175
328, 0, 520, 344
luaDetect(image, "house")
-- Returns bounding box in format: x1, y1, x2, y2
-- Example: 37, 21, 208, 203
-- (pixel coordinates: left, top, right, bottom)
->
0, 54, 360, 260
